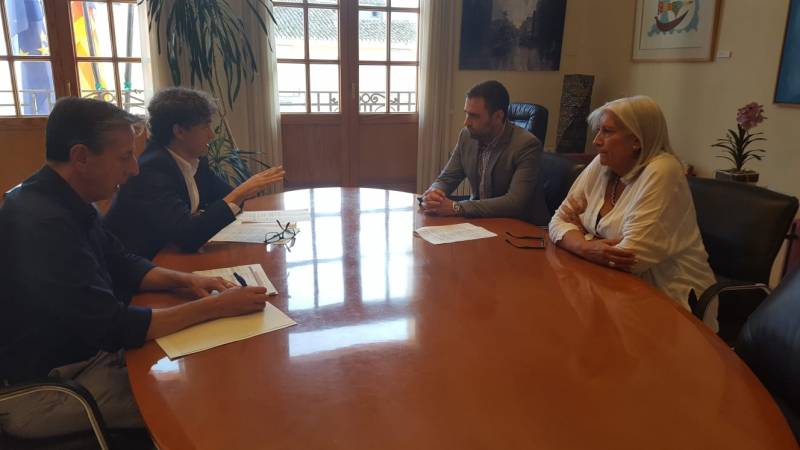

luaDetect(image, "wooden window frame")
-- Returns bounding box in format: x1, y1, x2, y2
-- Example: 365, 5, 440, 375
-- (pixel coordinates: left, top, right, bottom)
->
0, 0, 144, 119
356, 0, 418, 115
274, 0, 342, 114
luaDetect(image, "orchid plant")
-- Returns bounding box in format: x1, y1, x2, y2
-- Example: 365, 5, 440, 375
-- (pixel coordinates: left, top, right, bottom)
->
712, 102, 768, 172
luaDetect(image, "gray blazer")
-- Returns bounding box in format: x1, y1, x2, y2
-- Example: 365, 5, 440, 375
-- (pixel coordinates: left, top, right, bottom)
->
431, 123, 548, 225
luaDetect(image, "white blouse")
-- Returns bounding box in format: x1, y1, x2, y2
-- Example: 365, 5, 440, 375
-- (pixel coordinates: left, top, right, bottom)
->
549, 153, 717, 324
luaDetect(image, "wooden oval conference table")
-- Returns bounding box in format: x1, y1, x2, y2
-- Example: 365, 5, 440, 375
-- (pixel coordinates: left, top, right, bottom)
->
127, 188, 797, 450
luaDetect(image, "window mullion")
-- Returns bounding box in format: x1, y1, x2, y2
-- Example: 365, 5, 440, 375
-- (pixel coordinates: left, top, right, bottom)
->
106, 0, 123, 108
0, 0, 21, 115
304, 4, 311, 113
385, 6, 390, 114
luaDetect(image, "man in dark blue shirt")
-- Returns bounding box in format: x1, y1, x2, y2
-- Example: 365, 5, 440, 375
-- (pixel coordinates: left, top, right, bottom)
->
0, 98, 270, 439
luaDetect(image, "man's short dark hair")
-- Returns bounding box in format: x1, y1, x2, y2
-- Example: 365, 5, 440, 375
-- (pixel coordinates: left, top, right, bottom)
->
147, 87, 218, 145
466, 80, 510, 121
46, 97, 143, 162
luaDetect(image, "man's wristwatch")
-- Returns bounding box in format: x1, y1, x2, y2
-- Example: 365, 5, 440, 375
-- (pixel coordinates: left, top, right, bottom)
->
452, 201, 463, 216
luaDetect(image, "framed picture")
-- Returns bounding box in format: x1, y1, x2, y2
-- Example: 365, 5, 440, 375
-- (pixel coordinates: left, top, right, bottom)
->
459, 0, 567, 71
775, 0, 800, 104
632, 0, 720, 62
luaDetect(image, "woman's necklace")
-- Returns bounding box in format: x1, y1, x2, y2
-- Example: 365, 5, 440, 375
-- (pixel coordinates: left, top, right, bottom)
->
610, 177, 620, 206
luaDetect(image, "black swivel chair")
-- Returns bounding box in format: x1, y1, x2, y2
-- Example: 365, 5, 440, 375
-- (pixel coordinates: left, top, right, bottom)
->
736, 265, 800, 443
539, 152, 586, 219
687, 177, 799, 339
0, 380, 113, 449
508, 102, 548, 144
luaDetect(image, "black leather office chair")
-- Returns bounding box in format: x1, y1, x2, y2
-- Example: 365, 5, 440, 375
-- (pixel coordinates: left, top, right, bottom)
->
539, 152, 586, 219
687, 177, 798, 337
0, 380, 112, 449
508, 102, 548, 144
736, 266, 800, 443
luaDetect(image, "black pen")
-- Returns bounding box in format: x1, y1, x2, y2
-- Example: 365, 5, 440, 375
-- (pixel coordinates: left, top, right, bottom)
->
233, 272, 248, 287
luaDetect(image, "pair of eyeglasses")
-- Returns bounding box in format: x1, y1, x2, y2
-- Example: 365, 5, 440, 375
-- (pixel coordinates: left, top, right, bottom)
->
265, 220, 299, 249
504, 231, 545, 250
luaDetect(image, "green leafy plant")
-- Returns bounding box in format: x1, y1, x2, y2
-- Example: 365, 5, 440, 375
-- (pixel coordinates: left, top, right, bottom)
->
144, 0, 275, 184
207, 123, 270, 186
711, 102, 768, 172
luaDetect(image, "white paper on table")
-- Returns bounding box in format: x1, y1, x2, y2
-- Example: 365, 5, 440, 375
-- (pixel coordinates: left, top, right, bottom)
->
208, 221, 285, 244
415, 223, 497, 245
193, 264, 278, 294
155, 303, 296, 359
155, 264, 295, 359
239, 209, 310, 224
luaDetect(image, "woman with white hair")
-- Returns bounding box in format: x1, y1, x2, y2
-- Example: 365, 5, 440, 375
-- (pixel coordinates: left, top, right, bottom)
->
548, 95, 717, 328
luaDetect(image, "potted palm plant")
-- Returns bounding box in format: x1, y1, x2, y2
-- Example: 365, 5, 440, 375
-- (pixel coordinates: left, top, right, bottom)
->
711, 102, 767, 184
145, 0, 274, 185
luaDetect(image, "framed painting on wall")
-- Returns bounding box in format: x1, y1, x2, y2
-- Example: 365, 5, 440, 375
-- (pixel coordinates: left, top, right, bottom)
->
775, 0, 800, 104
632, 0, 720, 61
459, 0, 567, 71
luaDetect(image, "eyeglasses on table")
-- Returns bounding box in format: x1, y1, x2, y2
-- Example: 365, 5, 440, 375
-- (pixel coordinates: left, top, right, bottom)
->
265, 220, 300, 251
504, 231, 545, 250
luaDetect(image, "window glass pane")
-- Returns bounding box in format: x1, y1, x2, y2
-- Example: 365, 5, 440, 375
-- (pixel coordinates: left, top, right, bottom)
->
5, 0, 49, 56
359, 0, 386, 6
275, 0, 301, 2
78, 61, 116, 103
309, 64, 339, 113
278, 62, 306, 112
359, 10, 386, 61
308, 8, 337, 60
275, 6, 305, 60
390, 12, 417, 61
309, 0, 337, 4
14, 60, 54, 115
71, 2, 113, 57
117, 62, 146, 114
391, 0, 418, 7
112, 2, 141, 58
359, 65, 386, 113
390, 65, 415, 112
0, 62, 14, 115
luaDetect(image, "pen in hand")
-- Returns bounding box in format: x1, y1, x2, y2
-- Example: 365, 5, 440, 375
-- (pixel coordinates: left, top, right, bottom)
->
233, 272, 248, 287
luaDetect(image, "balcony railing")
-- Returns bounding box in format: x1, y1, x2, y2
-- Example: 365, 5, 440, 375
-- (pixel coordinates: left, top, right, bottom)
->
279, 90, 416, 113
0, 88, 146, 116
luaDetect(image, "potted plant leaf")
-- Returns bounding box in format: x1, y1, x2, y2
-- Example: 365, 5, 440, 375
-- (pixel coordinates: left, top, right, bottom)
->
145, 0, 274, 184
711, 102, 767, 183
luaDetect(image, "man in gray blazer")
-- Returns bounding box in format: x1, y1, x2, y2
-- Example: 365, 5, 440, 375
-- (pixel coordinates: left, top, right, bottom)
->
421, 80, 548, 225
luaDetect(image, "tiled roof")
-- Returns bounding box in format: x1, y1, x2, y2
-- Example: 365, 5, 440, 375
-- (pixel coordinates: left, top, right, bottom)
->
274, 7, 416, 43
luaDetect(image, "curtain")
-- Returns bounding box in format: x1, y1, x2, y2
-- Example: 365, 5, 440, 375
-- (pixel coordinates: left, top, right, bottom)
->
225, 0, 284, 193
415, 0, 457, 193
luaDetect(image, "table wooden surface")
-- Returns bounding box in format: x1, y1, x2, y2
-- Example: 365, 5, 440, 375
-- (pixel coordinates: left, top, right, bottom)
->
126, 188, 797, 450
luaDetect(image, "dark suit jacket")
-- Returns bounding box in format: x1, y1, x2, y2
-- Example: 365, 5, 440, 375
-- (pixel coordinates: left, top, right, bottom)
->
104, 141, 236, 259
431, 123, 549, 225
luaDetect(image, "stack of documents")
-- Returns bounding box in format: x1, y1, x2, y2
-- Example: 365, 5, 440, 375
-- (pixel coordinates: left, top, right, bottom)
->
239, 209, 310, 223
155, 264, 296, 359
415, 223, 497, 245
209, 209, 308, 244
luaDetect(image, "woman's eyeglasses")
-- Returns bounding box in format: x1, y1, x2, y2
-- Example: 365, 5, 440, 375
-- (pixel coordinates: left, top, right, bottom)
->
504, 231, 545, 250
